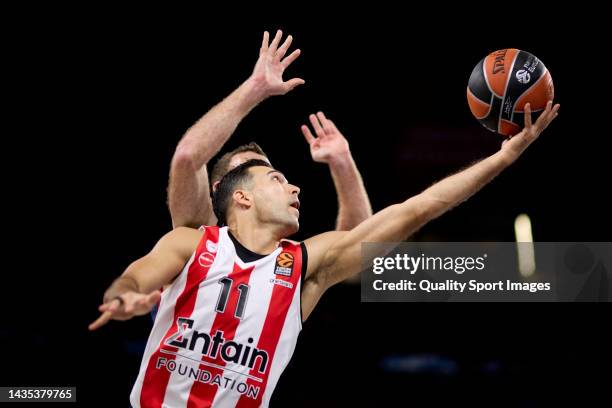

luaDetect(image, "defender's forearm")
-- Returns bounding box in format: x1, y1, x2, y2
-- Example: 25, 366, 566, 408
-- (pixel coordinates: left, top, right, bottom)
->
328, 152, 373, 230
174, 78, 268, 167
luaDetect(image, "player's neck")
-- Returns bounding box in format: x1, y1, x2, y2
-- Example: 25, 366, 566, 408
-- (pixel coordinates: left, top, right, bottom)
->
227, 221, 281, 255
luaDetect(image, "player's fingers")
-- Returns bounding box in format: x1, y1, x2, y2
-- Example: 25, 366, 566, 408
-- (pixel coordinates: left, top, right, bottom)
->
544, 101, 559, 121
123, 297, 136, 314
269, 30, 283, 54
146, 291, 162, 307
551, 103, 560, 120
523, 103, 532, 129
99, 303, 112, 312
309, 114, 325, 137
281, 49, 301, 69
301, 125, 316, 144
89, 311, 113, 331
545, 103, 560, 128
275, 34, 293, 62
316, 112, 332, 134
535, 100, 554, 129
106, 298, 122, 313
551, 103, 560, 116
260, 31, 269, 55
131, 297, 147, 315
283, 78, 305, 93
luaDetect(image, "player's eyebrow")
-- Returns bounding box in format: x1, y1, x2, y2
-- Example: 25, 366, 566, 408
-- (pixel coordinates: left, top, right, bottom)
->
267, 169, 286, 179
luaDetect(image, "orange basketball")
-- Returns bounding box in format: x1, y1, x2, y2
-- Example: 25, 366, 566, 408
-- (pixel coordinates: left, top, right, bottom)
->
467, 49, 554, 136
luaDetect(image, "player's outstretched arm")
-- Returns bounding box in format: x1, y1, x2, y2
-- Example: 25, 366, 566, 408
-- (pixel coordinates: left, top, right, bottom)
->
88, 227, 203, 331
301, 102, 559, 317
169, 30, 305, 228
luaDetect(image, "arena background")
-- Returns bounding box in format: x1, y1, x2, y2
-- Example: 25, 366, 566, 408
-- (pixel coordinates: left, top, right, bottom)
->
2, 6, 611, 407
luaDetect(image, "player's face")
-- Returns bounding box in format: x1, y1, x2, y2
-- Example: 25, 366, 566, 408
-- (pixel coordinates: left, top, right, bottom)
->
248, 166, 301, 236
229, 152, 270, 170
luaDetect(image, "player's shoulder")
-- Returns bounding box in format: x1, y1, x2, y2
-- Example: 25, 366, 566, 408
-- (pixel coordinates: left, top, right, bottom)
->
302, 231, 344, 250
172, 225, 206, 236
280, 238, 301, 246
279, 239, 304, 254
164, 226, 206, 247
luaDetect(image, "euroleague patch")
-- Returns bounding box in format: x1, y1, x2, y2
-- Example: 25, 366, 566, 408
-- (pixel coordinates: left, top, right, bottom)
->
274, 252, 294, 277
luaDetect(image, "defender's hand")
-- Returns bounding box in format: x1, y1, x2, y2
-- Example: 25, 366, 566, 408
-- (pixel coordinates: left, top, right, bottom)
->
249, 30, 305, 98
301, 112, 350, 164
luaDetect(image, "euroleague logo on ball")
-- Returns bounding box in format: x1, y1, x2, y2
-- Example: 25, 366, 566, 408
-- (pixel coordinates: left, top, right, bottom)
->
516, 70, 531, 84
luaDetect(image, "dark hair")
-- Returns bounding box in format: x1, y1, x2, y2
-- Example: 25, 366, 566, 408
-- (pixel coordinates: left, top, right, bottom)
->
210, 142, 268, 185
212, 159, 272, 225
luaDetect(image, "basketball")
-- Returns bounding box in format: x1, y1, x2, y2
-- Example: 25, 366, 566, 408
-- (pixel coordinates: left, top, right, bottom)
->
467, 49, 554, 136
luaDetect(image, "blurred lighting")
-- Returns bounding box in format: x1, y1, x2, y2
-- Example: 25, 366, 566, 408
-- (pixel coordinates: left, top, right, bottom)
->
380, 353, 459, 375
514, 214, 535, 277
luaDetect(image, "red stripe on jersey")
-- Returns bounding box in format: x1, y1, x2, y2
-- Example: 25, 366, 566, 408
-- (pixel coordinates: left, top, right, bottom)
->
186, 262, 255, 407
235, 242, 302, 408
140, 226, 220, 408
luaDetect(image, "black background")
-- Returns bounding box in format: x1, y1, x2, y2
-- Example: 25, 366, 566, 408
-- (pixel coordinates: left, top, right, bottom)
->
3, 5, 611, 407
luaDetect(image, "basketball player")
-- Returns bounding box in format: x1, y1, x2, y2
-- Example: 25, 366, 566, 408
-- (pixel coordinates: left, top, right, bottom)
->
168, 30, 371, 231
89, 99, 559, 407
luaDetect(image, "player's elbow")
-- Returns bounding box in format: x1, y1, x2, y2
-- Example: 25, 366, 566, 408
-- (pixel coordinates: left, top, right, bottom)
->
168, 200, 205, 230
172, 144, 198, 173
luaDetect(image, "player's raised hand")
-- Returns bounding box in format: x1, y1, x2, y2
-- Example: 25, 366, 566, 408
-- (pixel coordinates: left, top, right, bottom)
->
88, 290, 161, 331
249, 30, 305, 97
501, 101, 560, 161
301, 112, 350, 164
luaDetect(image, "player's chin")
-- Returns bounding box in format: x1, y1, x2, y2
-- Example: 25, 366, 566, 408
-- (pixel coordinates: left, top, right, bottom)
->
283, 217, 300, 236
288, 207, 299, 222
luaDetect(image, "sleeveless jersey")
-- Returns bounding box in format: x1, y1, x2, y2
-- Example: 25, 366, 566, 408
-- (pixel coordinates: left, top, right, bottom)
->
130, 226, 306, 408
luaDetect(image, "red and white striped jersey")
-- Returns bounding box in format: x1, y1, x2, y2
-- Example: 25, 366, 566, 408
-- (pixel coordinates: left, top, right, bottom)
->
130, 226, 306, 408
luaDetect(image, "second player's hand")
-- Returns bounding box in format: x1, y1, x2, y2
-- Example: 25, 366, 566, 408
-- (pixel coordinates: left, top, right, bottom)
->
88, 290, 161, 331
249, 30, 305, 98
301, 112, 350, 164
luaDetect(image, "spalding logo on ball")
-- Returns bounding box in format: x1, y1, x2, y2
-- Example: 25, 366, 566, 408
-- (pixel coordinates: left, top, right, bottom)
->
467, 49, 554, 136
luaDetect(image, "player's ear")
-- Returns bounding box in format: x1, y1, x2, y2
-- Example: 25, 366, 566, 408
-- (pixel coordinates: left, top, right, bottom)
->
232, 189, 252, 209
